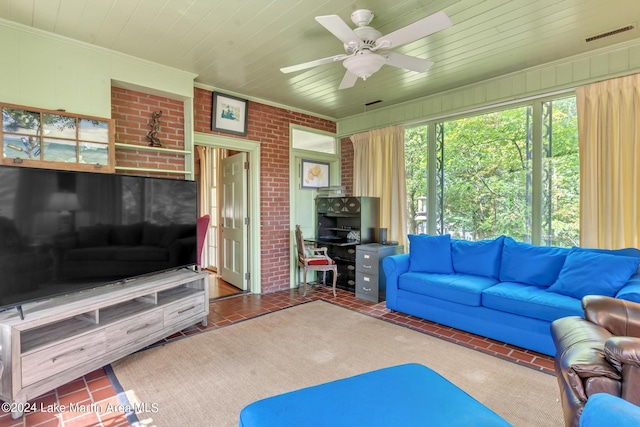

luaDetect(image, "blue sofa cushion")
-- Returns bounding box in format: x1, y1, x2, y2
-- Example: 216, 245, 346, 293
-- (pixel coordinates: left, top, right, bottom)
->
451, 236, 505, 279
399, 272, 498, 307
585, 247, 640, 258
547, 248, 640, 299
408, 234, 453, 274
616, 275, 640, 303
499, 237, 569, 287
482, 281, 582, 322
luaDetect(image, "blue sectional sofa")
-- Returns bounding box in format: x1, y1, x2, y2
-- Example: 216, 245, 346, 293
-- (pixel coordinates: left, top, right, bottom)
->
382, 234, 640, 356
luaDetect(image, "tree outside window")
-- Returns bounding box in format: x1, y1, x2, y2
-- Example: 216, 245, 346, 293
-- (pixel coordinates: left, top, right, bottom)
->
405, 96, 579, 247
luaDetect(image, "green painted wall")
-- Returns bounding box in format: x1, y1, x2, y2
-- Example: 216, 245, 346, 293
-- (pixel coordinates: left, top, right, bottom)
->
0, 19, 195, 118
337, 39, 640, 136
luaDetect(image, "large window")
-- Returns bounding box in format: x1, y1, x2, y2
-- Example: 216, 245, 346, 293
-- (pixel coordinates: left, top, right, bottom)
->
406, 96, 579, 246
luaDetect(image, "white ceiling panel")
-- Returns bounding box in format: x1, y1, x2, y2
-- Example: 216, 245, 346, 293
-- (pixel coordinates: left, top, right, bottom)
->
1, 0, 639, 119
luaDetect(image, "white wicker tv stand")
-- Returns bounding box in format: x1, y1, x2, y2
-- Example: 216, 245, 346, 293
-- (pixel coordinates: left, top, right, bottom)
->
0, 269, 209, 418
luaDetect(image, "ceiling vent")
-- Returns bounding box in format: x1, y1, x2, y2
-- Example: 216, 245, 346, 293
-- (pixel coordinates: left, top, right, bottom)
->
586, 24, 635, 42
364, 99, 383, 106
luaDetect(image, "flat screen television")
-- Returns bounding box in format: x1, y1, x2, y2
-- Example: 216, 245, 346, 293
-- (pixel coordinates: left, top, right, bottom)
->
0, 164, 198, 316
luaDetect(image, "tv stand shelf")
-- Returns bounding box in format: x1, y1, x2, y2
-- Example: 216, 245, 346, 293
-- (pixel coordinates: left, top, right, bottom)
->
0, 269, 209, 418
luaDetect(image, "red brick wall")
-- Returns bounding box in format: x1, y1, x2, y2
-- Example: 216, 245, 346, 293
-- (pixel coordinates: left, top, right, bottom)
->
111, 87, 185, 178
341, 137, 354, 196
194, 88, 336, 293
111, 86, 338, 293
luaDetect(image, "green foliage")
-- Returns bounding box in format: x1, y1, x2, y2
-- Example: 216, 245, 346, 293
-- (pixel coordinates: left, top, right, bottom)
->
2, 108, 41, 132
405, 97, 580, 246
3, 108, 82, 133
544, 97, 580, 246
442, 106, 530, 241
405, 126, 427, 233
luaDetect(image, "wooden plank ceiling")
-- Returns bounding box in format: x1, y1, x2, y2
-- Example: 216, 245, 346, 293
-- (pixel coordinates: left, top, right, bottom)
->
1, 0, 639, 119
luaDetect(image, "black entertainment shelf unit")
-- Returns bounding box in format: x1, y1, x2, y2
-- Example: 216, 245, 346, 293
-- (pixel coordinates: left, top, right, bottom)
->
315, 196, 380, 292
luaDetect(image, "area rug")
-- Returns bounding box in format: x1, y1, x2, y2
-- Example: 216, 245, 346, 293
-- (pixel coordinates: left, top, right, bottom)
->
110, 300, 563, 427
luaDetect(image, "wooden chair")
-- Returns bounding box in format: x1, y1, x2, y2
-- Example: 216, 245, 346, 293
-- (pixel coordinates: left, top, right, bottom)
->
295, 225, 337, 297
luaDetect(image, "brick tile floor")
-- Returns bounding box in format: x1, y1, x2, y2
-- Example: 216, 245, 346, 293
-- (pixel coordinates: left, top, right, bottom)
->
0, 284, 555, 426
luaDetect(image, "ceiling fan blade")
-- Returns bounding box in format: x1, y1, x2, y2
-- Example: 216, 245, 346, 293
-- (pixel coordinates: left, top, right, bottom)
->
376, 11, 452, 49
280, 54, 348, 74
338, 71, 358, 90
315, 15, 362, 48
385, 52, 434, 73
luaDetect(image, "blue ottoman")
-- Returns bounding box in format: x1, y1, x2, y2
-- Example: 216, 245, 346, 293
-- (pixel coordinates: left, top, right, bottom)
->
238, 363, 511, 426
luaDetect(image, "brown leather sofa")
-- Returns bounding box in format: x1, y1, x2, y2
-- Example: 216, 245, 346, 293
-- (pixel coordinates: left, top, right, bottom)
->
551, 295, 640, 426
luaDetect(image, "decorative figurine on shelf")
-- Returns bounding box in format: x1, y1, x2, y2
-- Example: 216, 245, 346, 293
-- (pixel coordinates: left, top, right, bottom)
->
146, 110, 162, 147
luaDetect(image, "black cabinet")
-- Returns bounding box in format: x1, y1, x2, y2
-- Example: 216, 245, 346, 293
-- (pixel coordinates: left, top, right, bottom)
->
315, 197, 380, 292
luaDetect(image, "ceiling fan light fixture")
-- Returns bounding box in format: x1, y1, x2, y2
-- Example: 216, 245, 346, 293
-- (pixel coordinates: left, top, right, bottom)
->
343, 53, 386, 80
285, 10, 451, 89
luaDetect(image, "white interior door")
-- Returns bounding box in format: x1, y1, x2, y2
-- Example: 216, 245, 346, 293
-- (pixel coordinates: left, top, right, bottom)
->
220, 152, 248, 290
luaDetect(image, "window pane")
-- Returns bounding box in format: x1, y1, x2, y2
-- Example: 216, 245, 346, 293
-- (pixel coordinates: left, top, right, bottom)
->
542, 97, 579, 247
292, 128, 336, 153
441, 107, 531, 241
405, 126, 428, 234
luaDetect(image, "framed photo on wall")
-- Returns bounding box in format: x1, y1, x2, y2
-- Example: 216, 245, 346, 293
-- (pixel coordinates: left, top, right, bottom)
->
211, 92, 248, 136
301, 159, 330, 189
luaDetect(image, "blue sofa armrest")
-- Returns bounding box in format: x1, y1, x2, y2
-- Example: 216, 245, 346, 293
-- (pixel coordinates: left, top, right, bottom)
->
580, 393, 640, 426
383, 253, 410, 310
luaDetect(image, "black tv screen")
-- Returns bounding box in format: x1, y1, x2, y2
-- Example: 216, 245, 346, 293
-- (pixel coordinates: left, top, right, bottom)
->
0, 165, 198, 312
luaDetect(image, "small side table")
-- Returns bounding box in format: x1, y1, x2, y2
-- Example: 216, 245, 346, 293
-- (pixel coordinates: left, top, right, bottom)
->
355, 243, 404, 303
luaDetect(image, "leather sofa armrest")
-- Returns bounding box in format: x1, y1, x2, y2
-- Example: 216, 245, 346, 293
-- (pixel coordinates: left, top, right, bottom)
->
567, 360, 621, 402
605, 337, 640, 406
583, 295, 640, 337
551, 316, 620, 402
605, 337, 640, 370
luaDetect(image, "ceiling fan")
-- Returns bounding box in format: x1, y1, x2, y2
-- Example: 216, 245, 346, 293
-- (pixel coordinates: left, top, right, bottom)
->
280, 9, 452, 90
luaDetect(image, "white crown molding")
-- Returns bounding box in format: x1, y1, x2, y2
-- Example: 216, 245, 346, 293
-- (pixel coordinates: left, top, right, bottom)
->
193, 82, 336, 123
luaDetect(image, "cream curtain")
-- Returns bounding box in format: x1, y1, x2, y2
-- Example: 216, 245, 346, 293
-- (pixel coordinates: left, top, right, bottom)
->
197, 145, 231, 269
196, 146, 212, 219
576, 74, 640, 249
351, 125, 408, 247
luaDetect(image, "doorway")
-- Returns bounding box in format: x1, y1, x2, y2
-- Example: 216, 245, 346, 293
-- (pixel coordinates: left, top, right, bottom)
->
288, 126, 340, 289
194, 132, 262, 296
219, 152, 248, 290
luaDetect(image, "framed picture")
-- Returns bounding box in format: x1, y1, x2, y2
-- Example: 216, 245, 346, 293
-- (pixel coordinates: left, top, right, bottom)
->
211, 92, 248, 136
301, 159, 330, 189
